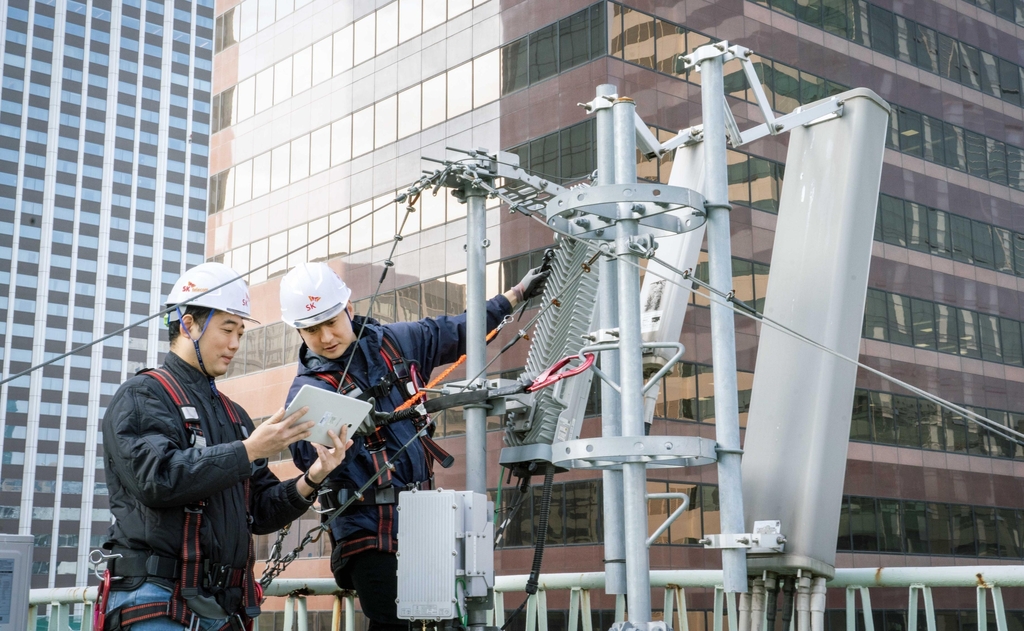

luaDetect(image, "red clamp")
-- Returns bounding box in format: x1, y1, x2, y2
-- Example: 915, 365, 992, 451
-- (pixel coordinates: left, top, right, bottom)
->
527, 353, 596, 392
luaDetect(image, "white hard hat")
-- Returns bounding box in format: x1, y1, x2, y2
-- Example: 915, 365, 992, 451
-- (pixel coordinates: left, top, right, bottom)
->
166, 262, 252, 319
280, 262, 352, 329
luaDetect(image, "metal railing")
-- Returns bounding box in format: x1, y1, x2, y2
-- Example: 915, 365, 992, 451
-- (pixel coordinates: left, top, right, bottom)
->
28, 567, 1024, 631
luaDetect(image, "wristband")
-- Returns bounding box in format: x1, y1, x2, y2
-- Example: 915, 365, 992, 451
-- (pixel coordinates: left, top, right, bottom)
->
302, 470, 325, 492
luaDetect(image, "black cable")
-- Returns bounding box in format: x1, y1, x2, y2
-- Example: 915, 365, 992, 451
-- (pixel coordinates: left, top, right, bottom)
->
765, 578, 780, 631
500, 466, 554, 631
780, 577, 796, 631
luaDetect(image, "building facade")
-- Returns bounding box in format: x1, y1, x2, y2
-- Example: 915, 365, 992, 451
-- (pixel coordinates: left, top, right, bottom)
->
220, 0, 1024, 626
0, 0, 213, 590
7, 0, 1023, 616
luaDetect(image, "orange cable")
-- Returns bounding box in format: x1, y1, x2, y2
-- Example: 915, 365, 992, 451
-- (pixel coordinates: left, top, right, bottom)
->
395, 327, 500, 411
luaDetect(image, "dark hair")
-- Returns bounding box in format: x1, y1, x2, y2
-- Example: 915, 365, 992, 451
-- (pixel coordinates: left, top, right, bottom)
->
167, 306, 213, 343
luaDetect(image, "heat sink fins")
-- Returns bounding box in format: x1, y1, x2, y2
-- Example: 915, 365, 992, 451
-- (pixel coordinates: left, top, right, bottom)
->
505, 236, 601, 447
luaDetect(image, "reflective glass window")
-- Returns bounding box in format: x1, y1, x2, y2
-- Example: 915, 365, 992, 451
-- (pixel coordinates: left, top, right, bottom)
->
447, 62, 472, 119
352, 106, 374, 156
988, 138, 1008, 184
500, 38, 528, 95
1000, 318, 1023, 367
911, 298, 936, 350
309, 125, 330, 174
271, 143, 290, 190
927, 503, 953, 554
921, 115, 945, 164
877, 499, 903, 552
331, 116, 351, 165
655, 20, 686, 77
422, 0, 446, 31
397, 85, 421, 138
952, 505, 977, 555
622, 8, 654, 69
290, 134, 309, 182
822, 0, 850, 37
376, 2, 398, 55
292, 46, 312, 94
421, 74, 446, 129
374, 96, 397, 148
943, 123, 967, 172
235, 76, 255, 120
311, 37, 331, 85
333, 26, 353, 74
251, 152, 270, 198
887, 293, 912, 345
559, 9, 590, 72
979, 314, 1002, 362
937, 34, 961, 82
993, 227, 1014, 273
935, 304, 958, 354
972, 220, 994, 268
918, 400, 944, 451
234, 159, 252, 204
965, 130, 988, 178
257, 0, 274, 31
273, 57, 292, 104
950, 214, 973, 263
957, 309, 981, 359
913, 23, 938, 73
529, 23, 558, 84
849, 497, 878, 551
904, 202, 928, 252
398, 0, 422, 43
353, 13, 374, 65
254, 67, 273, 113
959, 43, 983, 91
473, 50, 499, 108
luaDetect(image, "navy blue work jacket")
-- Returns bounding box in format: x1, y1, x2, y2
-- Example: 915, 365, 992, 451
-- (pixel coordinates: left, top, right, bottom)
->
285, 295, 512, 545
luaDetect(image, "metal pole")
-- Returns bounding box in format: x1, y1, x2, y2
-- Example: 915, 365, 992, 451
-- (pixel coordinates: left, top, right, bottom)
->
463, 184, 489, 496
595, 83, 626, 598
697, 45, 748, 593
462, 181, 491, 631
612, 96, 652, 622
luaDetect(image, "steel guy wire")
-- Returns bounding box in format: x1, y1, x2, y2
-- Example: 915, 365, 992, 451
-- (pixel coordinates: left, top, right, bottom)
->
649, 252, 1024, 447
0, 202, 398, 388
486, 174, 1024, 448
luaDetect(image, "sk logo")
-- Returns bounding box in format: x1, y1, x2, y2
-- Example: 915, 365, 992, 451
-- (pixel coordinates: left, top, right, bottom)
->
306, 295, 320, 311
181, 281, 198, 292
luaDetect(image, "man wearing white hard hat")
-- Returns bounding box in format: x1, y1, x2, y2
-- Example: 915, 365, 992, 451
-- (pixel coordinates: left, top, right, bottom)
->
98, 262, 353, 631
280, 261, 550, 631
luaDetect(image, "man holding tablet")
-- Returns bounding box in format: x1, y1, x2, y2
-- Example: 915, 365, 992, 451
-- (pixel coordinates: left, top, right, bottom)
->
280, 261, 550, 631
100, 262, 353, 631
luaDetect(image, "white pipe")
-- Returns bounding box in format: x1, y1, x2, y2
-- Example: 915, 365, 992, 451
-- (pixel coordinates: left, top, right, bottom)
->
738, 592, 752, 631
28, 565, 1024, 609
750, 579, 766, 631
795, 576, 811, 631
810, 578, 827, 631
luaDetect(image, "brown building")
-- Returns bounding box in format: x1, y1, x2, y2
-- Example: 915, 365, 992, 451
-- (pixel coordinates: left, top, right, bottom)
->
209, 0, 1024, 628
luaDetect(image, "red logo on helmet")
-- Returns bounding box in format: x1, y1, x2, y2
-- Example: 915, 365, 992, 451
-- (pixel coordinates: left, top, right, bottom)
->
181, 281, 198, 292
305, 296, 320, 312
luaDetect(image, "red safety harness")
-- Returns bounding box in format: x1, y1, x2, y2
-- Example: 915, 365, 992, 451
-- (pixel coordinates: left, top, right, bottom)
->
97, 369, 261, 631
313, 333, 451, 558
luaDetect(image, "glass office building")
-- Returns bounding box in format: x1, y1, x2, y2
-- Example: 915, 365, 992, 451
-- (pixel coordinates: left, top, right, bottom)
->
0, 0, 213, 589
215, 0, 1024, 625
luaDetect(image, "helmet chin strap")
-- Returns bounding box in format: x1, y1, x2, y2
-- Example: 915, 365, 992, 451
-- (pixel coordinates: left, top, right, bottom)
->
177, 307, 219, 395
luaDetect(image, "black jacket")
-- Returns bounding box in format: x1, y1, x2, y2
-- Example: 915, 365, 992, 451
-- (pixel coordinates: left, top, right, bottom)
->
103, 352, 313, 579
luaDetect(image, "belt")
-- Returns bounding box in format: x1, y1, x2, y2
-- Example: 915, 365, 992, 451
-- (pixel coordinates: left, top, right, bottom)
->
108, 549, 243, 591
108, 549, 180, 581
319, 483, 423, 512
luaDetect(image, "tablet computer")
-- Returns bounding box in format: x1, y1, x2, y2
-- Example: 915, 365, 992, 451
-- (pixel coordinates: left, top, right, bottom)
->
285, 384, 373, 446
